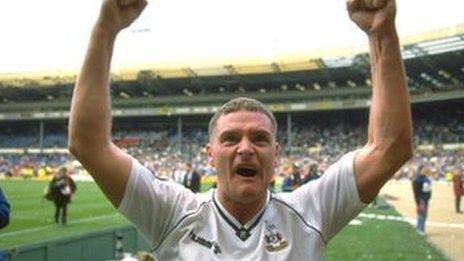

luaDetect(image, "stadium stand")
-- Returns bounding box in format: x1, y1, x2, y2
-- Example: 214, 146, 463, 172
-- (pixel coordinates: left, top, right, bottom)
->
0, 99, 462, 184
0, 23, 463, 185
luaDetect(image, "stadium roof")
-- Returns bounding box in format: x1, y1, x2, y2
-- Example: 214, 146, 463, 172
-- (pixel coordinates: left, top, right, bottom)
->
1, 22, 464, 88
2, 0, 464, 74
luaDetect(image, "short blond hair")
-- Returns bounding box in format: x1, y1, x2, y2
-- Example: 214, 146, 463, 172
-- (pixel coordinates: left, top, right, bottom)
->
208, 97, 277, 140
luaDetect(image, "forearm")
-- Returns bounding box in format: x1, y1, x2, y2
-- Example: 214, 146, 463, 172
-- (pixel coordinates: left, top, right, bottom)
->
67, 0, 147, 207
367, 25, 412, 163
68, 27, 117, 159
348, 0, 412, 202
354, 25, 413, 202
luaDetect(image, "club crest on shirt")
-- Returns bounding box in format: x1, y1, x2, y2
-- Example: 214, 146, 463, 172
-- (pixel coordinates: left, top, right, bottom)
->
263, 221, 289, 252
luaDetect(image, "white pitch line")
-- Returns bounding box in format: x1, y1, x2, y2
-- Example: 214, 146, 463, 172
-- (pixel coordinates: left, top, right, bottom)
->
357, 212, 464, 229
0, 213, 122, 237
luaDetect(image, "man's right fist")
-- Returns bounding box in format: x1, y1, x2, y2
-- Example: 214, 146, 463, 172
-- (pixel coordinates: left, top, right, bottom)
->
346, 0, 396, 36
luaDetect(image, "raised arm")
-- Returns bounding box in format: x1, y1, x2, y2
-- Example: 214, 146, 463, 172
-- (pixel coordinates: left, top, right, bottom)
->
68, 0, 148, 207
347, 0, 413, 202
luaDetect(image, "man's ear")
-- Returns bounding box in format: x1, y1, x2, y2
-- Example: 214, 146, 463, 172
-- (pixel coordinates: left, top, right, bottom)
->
273, 142, 281, 167
206, 143, 215, 167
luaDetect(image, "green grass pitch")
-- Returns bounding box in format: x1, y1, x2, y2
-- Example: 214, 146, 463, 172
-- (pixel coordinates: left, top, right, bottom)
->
0, 179, 129, 249
0, 180, 447, 260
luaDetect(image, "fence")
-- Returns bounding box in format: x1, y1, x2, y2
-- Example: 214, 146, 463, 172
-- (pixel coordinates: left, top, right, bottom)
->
3, 225, 150, 261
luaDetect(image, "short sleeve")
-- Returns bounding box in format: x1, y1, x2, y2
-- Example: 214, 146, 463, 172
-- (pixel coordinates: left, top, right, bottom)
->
281, 151, 367, 241
118, 157, 199, 246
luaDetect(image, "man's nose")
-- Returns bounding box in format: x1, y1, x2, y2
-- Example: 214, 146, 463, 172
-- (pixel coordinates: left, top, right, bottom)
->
237, 138, 254, 157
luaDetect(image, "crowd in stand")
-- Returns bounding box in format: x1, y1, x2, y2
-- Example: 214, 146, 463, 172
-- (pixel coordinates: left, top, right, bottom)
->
1, 109, 462, 187
0, 153, 69, 179
0, 102, 462, 186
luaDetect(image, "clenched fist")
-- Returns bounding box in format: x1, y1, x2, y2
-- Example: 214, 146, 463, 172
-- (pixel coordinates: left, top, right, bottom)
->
347, 0, 396, 36
95, 0, 148, 35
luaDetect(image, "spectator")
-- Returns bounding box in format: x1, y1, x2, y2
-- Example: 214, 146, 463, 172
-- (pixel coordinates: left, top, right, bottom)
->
48, 167, 77, 225
282, 163, 302, 192
183, 162, 201, 193
452, 167, 463, 213
0, 186, 10, 261
0, 185, 10, 229
303, 163, 321, 184
412, 166, 433, 234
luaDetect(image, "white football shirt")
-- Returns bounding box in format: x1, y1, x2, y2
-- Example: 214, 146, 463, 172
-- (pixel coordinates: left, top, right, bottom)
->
118, 151, 366, 260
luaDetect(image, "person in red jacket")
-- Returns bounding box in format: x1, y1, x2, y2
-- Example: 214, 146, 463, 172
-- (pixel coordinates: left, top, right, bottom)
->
452, 167, 463, 214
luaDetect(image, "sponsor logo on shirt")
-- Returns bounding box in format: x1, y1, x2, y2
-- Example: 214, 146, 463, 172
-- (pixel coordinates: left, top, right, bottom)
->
188, 229, 222, 254
264, 221, 289, 252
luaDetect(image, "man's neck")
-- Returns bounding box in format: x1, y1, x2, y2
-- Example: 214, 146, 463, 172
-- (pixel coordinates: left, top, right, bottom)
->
216, 191, 267, 225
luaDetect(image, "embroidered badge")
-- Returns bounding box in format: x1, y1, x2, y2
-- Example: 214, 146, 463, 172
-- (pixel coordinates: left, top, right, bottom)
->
264, 221, 289, 252
236, 228, 251, 241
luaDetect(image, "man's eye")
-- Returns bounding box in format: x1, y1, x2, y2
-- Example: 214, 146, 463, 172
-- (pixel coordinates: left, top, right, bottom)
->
254, 135, 270, 144
223, 136, 238, 144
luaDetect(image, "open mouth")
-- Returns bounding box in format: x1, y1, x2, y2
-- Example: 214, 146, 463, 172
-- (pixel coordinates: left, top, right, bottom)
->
235, 166, 258, 177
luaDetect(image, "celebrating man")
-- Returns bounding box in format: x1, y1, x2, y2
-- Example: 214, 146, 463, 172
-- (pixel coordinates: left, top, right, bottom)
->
69, 0, 412, 259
